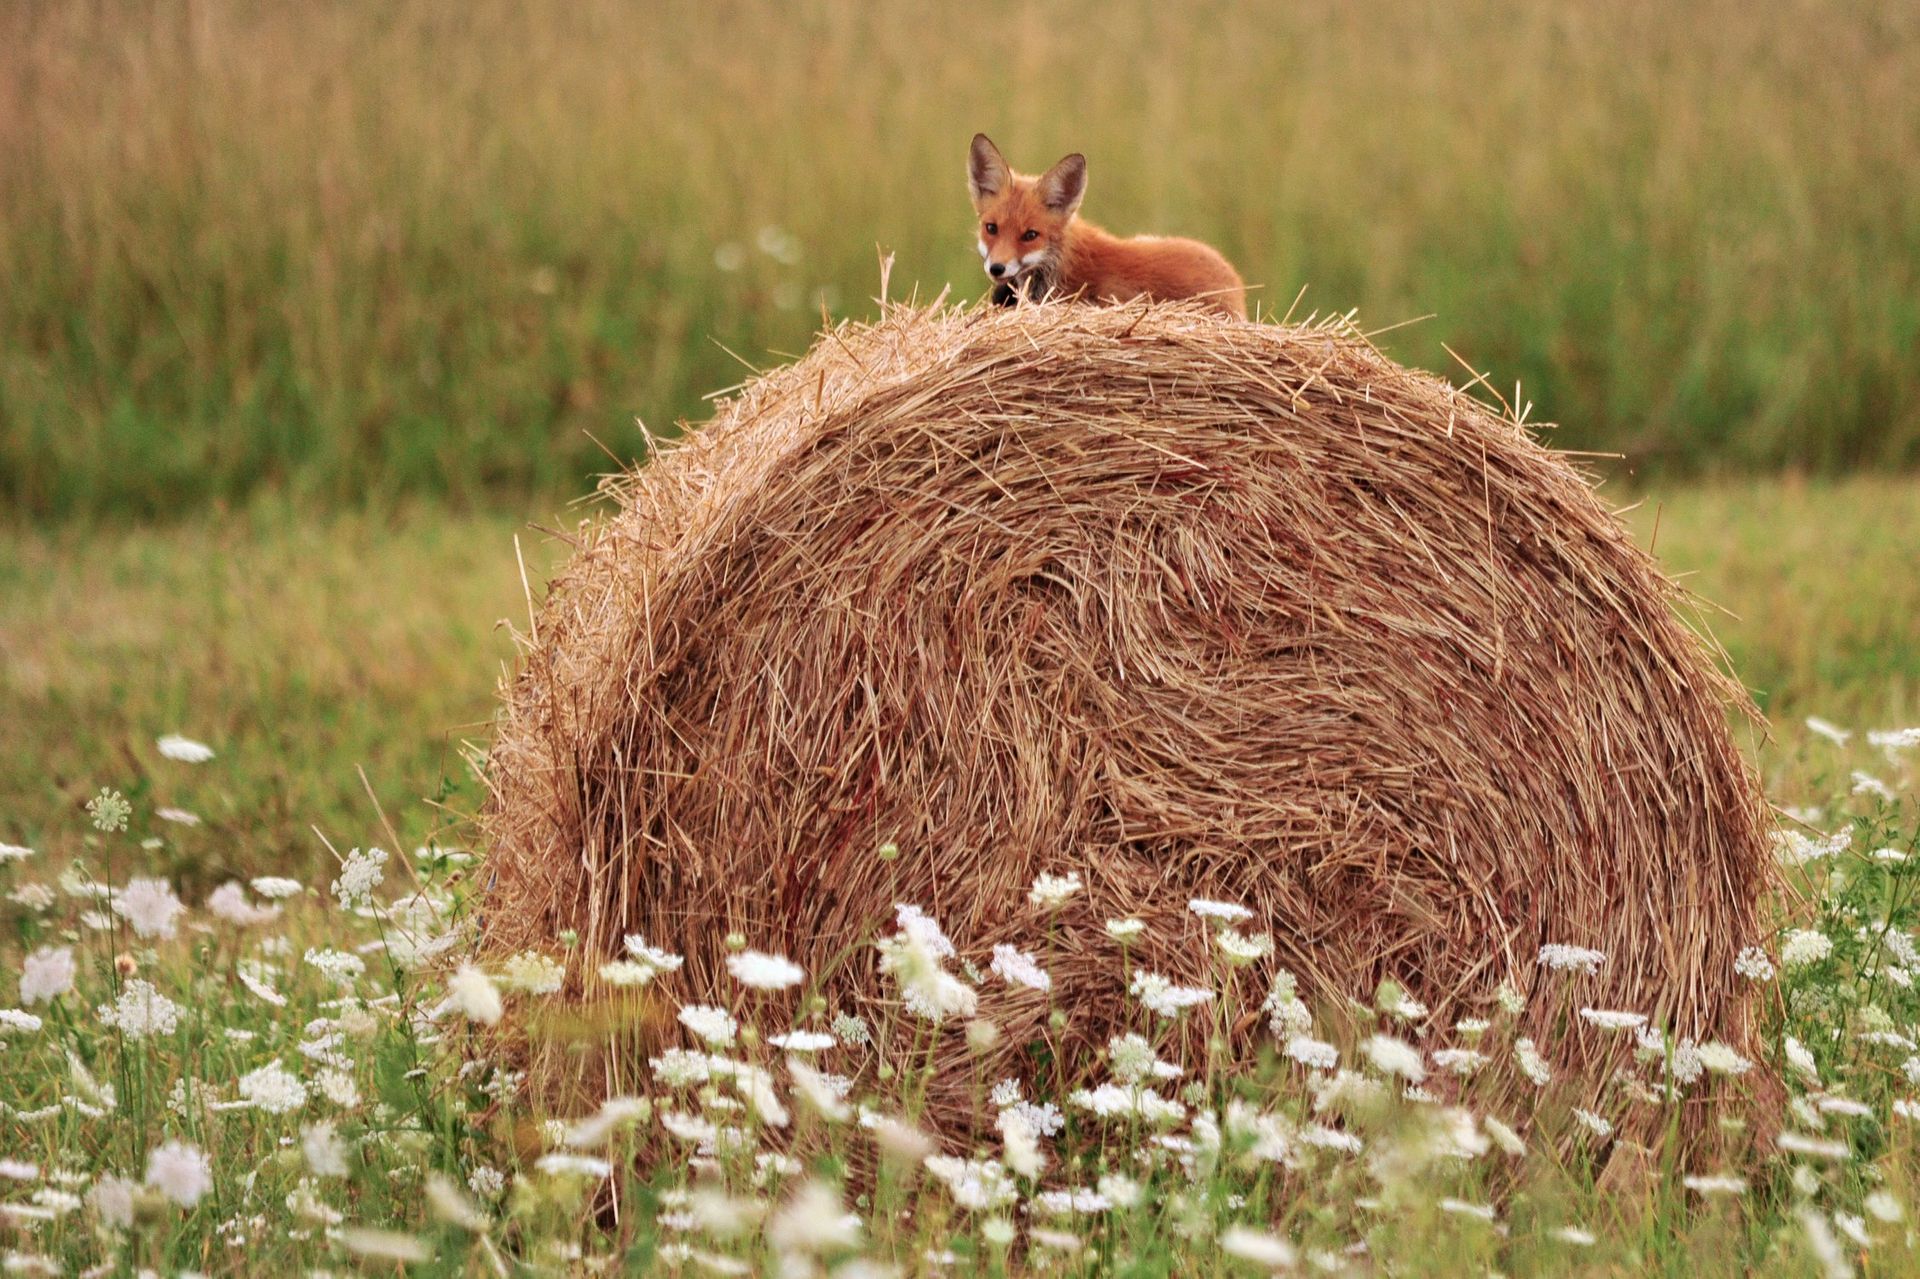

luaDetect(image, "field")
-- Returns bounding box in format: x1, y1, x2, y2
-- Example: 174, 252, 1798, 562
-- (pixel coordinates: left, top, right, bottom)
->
2, 478, 1919, 1274
6, 0, 1920, 1271
4, 0, 1920, 517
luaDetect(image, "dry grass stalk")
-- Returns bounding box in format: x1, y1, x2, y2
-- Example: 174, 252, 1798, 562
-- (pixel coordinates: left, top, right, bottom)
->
478, 299, 1772, 1136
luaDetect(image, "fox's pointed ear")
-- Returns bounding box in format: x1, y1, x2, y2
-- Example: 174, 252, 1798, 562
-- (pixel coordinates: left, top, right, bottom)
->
1037, 152, 1087, 219
968, 134, 1010, 207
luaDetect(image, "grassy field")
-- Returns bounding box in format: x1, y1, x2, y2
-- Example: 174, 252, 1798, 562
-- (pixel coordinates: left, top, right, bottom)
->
4, 0, 1919, 518
5, 478, 1913, 884
0, 479, 1918, 1273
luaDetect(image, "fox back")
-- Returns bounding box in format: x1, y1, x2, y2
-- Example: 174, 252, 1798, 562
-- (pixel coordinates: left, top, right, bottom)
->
967, 134, 1246, 320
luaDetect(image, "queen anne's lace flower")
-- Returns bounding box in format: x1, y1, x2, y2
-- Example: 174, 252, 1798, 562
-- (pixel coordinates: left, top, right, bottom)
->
1130, 971, 1212, 1019
156, 734, 215, 763
447, 964, 502, 1025
1781, 930, 1833, 969
989, 944, 1051, 992
113, 878, 185, 939
726, 950, 805, 991
145, 1141, 212, 1207
97, 980, 180, 1039
238, 1061, 309, 1114
330, 848, 388, 911
1537, 944, 1605, 975
19, 947, 75, 1005
678, 1004, 739, 1047
1027, 874, 1083, 910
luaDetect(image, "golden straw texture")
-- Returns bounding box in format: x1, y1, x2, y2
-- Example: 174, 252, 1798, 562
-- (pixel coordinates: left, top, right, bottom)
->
479, 299, 1771, 1127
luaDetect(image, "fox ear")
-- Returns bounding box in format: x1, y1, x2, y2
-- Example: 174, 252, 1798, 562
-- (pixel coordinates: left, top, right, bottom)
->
1036, 152, 1087, 218
968, 134, 1010, 206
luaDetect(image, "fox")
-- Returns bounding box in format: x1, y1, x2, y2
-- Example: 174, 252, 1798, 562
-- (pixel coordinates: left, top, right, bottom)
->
967, 133, 1246, 320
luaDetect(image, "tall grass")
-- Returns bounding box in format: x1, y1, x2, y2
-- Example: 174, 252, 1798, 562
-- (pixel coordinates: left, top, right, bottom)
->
2, 0, 1917, 518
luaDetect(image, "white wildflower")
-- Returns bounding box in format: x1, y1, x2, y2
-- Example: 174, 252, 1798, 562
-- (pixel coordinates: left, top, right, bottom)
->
1865, 1191, 1903, 1223
8, 883, 55, 911
1514, 1038, 1551, 1086
988, 944, 1051, 992
1028, 873, 1083, 910
891, 903, 956, 956
788, 1059, 851, 1122
315, 1068, 361, 1109
1571, 1108, 1613, 1138
444, 964, 503, 1025
923, 1156, 1018, 1210
237, 1061, 308, 1114
1215, 929, 1274, 966
1578, 1008, 1647, 1031
1734, 946, 1776, 981
88, 1175, 136, 1229
534, 1153, 612, 1179
766, 1180, 861, 1253
339, 1229, 431, 1263
1286, 1037, 1340, 1070
1130, 970, 1213, 1019
1432, 1047, 1489, 1076
96, 979, 180, 1039
144, 1141, 212, 1207
1852, 771, 1895, 801
250, 876, 303, 899
1683, 1173, 1748, 1196
206, 882, 280, 926
302, 1121, 348, 1176
330, 848, 387, 911
726, 950, 805, 991
1104, 917, 1146, 941
877, 920, 974, 1022
1806, 717, 1851, 746
1220, 1225, 1297, 1267
497, 951, 564, 994
1537, 943, 1605, 975
998, 1110, 1045, 1178
768, 1029, 836, 1052
1483, 1115, 1525, 1156
1777, 1132, 1850, 1159
1188, 898, 1252, 924
112, 877, 185, 939
303, 948, 365, 985
678, 1004, 739, 1047
1782, 930, 1834, 969
19, 948, 74, 1005
1361, 1034, 1425, 1082
156, 734, 215, 763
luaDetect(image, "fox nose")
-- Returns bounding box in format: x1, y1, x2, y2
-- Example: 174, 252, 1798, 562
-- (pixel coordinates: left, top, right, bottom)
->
988, 262, 1007, 278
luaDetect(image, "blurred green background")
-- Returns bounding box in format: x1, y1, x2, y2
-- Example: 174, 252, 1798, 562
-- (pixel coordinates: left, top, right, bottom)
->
4, 0, 1918, 519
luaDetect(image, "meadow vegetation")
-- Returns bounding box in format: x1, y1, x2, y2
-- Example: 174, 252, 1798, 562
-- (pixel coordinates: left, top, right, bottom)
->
0, 483, 1917, 1274
5, 1, 1920, 1270
4, 0, 1919, 518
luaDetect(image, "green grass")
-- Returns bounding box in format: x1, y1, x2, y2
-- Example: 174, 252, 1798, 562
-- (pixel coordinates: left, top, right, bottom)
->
2, 479, 1915, 883
0, 480, 1918, 1273
4, 0, 1919, 518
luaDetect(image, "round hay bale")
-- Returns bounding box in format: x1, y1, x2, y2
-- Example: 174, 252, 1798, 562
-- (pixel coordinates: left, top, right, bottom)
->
479, 300, 1771, 1128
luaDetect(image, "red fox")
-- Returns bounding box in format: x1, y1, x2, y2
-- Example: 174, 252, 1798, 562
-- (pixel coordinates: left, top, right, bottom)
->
967, 133, 1247, 320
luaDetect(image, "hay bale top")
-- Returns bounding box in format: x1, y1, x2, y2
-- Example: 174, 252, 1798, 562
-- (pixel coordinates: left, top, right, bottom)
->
481, 299, 1770, 1116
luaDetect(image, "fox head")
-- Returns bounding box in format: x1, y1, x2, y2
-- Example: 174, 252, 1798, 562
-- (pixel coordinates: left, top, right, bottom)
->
967, 134, 1087, 292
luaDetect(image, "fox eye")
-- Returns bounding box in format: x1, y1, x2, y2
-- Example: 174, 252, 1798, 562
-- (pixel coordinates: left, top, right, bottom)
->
1021, 229, 1040, 242
983, 221, 997, 235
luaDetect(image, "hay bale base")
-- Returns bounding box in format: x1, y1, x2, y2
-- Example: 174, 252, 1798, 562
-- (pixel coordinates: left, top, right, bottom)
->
479, 300, 1771, 1128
